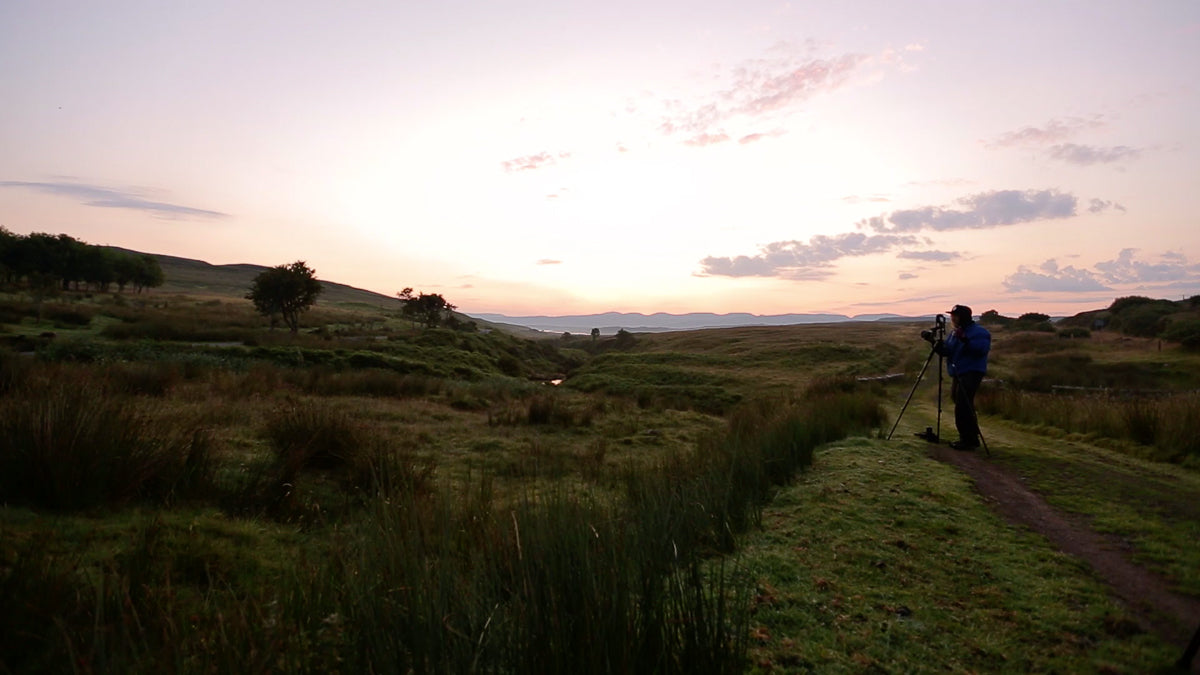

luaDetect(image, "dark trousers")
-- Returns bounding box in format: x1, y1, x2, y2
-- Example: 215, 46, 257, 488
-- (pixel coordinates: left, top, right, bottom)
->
951, 372, 984, 446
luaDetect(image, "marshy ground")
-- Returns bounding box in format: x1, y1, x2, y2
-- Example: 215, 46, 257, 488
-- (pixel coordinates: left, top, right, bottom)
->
2, 294, 1199, 673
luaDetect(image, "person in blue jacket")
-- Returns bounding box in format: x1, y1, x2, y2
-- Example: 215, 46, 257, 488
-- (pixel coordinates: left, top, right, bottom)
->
934, 304, 991, 450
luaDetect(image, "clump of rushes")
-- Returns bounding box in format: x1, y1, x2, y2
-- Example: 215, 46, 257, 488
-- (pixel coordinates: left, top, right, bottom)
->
259, 401, 434, 516
979, 389, 1200, 463
0, 370, 213, 510
264, 402, 364, 472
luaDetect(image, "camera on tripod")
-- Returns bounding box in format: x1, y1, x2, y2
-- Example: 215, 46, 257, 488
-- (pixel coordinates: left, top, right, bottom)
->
920, 313, 946, 345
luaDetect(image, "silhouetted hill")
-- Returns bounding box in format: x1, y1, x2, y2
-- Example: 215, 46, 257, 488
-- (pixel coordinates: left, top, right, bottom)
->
106, 247, 399, 310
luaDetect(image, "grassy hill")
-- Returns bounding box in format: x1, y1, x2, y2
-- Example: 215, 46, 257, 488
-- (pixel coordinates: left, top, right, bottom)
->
107, 247, 400, 310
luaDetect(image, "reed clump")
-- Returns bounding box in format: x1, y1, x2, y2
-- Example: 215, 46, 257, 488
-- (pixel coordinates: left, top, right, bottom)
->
0, 369, 214, 510
978, 389, 1200, 463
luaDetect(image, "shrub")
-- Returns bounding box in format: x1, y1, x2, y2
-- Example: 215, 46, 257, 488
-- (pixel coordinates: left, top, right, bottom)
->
1163, 318, 1200, 350
0, 300, 31, 324
1114, 303, 1175, 337
100, 318, 251, 342
35, 337, 106, 362
1108, 296, 1158, 314
1057, 327, 1091, 339
979, 310, 1013, 326
42, 304, 93, 327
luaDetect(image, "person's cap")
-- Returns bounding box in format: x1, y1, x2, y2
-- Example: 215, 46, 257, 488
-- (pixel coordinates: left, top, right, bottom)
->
949, 304, 972, 318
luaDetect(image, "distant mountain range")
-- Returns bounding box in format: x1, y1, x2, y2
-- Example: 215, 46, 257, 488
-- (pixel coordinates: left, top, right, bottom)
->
471, 311, 922, 334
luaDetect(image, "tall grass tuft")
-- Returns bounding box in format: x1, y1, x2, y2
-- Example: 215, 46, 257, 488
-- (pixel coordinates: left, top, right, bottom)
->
0, 373, 213, 510
102, 361, 185, 396
625, 390, 886, 560
0, 349, 32, 393
264, 402, 364, 471
978, 389, 1200, 463
310, 480, 750, 674
298, 367, 445, 398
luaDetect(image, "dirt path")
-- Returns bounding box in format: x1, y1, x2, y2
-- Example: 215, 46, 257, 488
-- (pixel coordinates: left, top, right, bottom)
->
928, 443, 1200, 671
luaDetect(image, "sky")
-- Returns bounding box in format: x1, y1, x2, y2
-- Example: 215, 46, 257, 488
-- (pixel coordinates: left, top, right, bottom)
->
2, 1, 1198, 318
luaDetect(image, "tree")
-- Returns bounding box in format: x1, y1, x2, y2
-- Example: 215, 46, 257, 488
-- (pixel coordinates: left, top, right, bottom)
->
397, 287, 456, 329
591, 327, 600, 342
0, 226, 18, 285
112, 252, 141, 293
132, 255, 164, 293
247, 261, 323, 333
77, 245, 114, 292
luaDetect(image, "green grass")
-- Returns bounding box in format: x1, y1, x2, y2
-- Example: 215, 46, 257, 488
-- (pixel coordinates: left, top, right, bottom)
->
739, 436, 1179, 673
3, 300, 1199, 672
0, 326, 890, 672
969, 418, 1200, 598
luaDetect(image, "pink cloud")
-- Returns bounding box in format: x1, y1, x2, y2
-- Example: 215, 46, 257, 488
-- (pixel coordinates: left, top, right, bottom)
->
985, 116, 1104, 149
684, 132, 731, 147
738, 128, 787, 144
660, 51, 871, 138
501, 151, 572, 173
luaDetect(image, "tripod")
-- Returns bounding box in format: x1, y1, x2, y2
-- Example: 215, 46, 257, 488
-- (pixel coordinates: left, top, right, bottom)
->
887, 341, 944, 442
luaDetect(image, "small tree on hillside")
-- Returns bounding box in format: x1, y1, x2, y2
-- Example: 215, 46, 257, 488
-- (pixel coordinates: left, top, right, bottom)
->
397, 287, 457, 329
132, 254, 164, 293
0, 227, 16, 286
247, 261, 323, 333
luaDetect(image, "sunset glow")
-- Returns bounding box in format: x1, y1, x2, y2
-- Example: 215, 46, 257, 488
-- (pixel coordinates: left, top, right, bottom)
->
2, 1, 1197, 318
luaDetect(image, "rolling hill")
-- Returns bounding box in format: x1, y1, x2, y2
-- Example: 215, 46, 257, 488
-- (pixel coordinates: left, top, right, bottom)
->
108, 247, 400, 311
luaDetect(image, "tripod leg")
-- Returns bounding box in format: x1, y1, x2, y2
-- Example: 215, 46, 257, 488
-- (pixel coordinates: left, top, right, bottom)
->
935, 354, 943, 442
959, 378, 990, 456
1177, 620, 1200, 670
976, 416, 990, 457
887, 346, 938, 440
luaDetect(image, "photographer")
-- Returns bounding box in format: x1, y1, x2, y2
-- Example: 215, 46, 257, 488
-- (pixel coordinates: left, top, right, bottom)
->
925, 304, 991, 450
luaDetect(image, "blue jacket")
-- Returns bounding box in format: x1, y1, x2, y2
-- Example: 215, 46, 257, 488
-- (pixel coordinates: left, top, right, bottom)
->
940, 321, 990, 376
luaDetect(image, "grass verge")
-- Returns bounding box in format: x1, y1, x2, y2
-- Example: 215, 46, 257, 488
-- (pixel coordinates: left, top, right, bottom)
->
738, 436, 1180, 673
